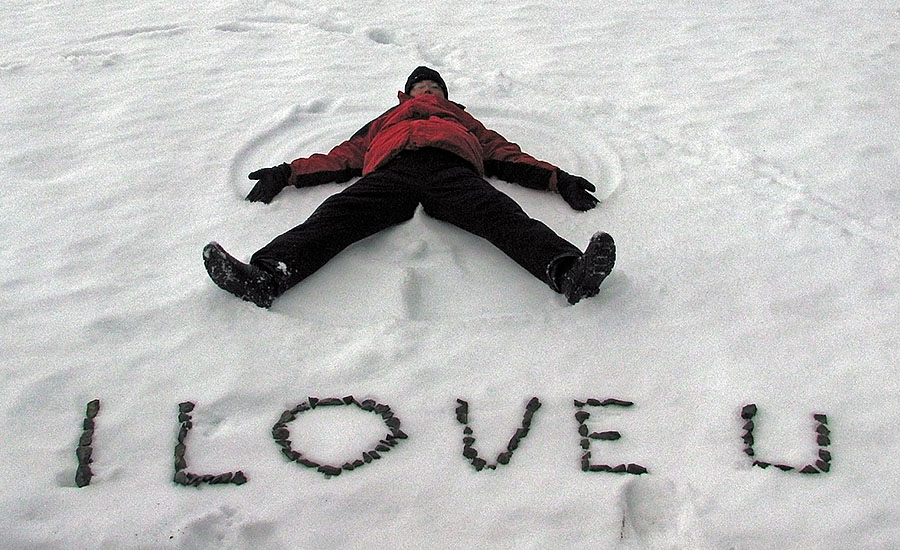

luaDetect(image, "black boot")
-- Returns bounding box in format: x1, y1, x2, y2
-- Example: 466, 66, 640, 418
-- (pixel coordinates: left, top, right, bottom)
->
560, 232, 615, 304
203, 242, 280, 308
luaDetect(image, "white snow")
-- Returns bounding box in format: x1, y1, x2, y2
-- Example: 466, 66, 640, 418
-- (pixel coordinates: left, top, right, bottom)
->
2, 1, 899, 548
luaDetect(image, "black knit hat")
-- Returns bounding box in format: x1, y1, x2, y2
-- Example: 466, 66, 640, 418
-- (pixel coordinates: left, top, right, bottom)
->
405, 66, 448, 98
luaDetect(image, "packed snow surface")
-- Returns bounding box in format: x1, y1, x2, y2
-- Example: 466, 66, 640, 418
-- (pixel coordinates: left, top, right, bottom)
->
2, 1, 899, 548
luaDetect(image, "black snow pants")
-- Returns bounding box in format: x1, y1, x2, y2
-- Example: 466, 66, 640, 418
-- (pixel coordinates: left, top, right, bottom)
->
251, 148, 581, 295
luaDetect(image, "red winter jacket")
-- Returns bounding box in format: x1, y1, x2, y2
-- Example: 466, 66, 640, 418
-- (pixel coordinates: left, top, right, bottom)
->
288, 92, 559, 191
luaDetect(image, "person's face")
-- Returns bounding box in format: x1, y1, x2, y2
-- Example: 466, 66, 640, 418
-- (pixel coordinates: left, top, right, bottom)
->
409, 80, 445, 98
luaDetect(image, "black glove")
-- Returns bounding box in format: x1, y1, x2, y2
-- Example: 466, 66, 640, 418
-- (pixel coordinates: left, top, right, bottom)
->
556, 170, 599, 211
246, 163, 291, 203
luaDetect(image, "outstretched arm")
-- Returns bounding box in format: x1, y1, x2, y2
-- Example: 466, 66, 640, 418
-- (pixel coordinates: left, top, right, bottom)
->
478, 126, 598, 211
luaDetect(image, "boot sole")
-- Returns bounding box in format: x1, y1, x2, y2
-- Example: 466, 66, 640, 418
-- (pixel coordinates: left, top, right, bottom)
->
203, 242, 274, 308
567, 232, 616, 304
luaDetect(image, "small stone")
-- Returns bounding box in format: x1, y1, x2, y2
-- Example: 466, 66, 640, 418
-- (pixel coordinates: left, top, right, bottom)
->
79, 430, 93, 447
391, 429, 408, 439
318, 398, 344, 407
279, 411, 296, 424
590, 431, 621, 441
742, 420, 754, 432
359, 399, 376, 411
586, 399, 602, 407
85, 399, 101, 419
601, 399, 634, 407
575, 411, 591, 424
178, 412, 191, 423
308, 397, 319, 408
471, 457, 486, 471
75, 465, 92, 488
174, 457, 187, 471
210, 473, 233, 484
318, 465, 342, 477
177, 425, 189, 443
816, 424, 831, 436
463, 446, 478, 459
272, 427, 290, 440
342, 462, 355, 471
799, 465, 820, 474
385, 417, 401, 429
741, 404, 757, 419
626, 464, 648, 475
578, 424, 589, 437
506, 438, 520, 452
299, 458, 320, 468
76, 445, 93, 464
497, 452, 512, 465
815, 459, 831, 472
342, 395, 356, 405
281, 448, 299, 462
352, 459, 365, 468
374, 403, 390, 414
742, 433, 754, 446
774, 464, 794, 472
82, 418, 94, 431
231, 471, 247, 485
753, 461, 771, 469
362, 453, 373, 464
590, 464, 611, 472
173, 470, 189, 485
291, 403, 310, 414
525, 397, 541, 412
817, 435, 831, 447
580, 438, 590, 450
813, 414, 828, 424
174, 443, 186, 459
743, 447, 755, 457
463, 427, 473, 435
381, 438, 398, 448
178, 402, 195, 414
369, 450, 381, 460
375, 444, 391, 453
610, 464, 627, 473
819, 449, 832, 462
463, 436, 475, 445
574, 400, 586, 408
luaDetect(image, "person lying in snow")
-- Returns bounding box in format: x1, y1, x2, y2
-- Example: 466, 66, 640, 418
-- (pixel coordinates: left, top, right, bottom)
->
203, 66, 615, 308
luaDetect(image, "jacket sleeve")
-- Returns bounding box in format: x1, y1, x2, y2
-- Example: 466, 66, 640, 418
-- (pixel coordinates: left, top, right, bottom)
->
477, 126, 559, 192
287, 126, 369, 187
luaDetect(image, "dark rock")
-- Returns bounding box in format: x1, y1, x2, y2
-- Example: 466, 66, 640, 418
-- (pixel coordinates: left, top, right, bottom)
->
574, 411, 591, 424
342, 462, 355, 471
308, 397, 319, 408
177, 425, 189, 443
375, 444, 391, 453
291, 403, 310, 414
463, 436, 475, 445
178, 402, 194, 414
815, 460, 831, 472
626, 464, 648, 475
590, 431, 621, 441
362, 453, 373, 464
76, 445, 93, 464
75, 465, 92, 488
299, 458, 320, 468
174, 443, 186, 459
374, 403, 390, 414
574, 400, 586, 408
743, 447, 755, 456
82, 418, 94, 431
279, 411, 296, 424
86, 399, 101, 419
471, 457, 486, 471
173, 470, 189, 485
318, 465, 342, 477
178, 413, 191, 423
580, 438, 590, 450
813, 414, 828, 424
816, 424, 831, 436
79, 430, 93, 447
525, 397, 541, 412
497, 452, 512, 465
742, 420, 754, 432
318, 398, 344, 407
742, 433, 754, 446
819, 449, 832, 462
590, 464, 611, 472
174, 457, 187, 471
578, 424, 589, 437
601, 399, 634, 407
281, 448, 300, 462
352, 459, 365, 468
359, 399, 376, 411
586, 399, 602, 407
741, 404, 757, 419
506, 438, 520, 452
463, 427, 473, 435
799, 465, 820, 474
753, 461, 770, 469
231, 471, 247, 485
385, 417, 401, 429
210, 473, 233, 484
272, 427, 290, 440
342, 395, 356, 405
369, 450, 382, 460
610, 464, 627, 473
817, 435, 831, 447
463, 446, 478, 459
390, 429, 408, 439
774, 464, 794, 471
